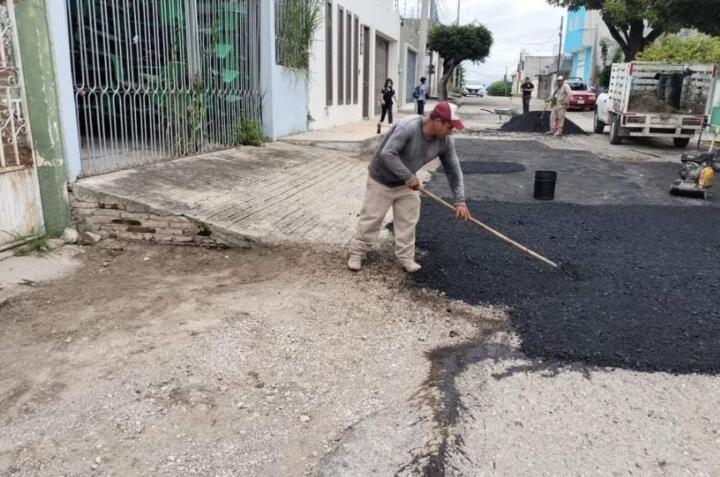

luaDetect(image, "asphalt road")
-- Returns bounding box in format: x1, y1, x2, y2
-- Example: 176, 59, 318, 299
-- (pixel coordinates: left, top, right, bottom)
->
419, 138, 719, 373
318, 137, 720, 477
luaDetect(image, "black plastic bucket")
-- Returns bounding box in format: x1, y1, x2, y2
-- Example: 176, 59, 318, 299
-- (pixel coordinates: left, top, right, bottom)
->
533, 170, 557, 200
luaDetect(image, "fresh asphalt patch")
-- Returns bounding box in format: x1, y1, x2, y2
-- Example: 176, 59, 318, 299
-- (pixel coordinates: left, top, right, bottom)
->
416, 139, 720, 374
443, 161, 526, 174
500, 111, 586, 135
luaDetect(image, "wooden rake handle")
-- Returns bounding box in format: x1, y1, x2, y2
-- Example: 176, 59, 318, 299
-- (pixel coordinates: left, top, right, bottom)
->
420, 188, 560, 270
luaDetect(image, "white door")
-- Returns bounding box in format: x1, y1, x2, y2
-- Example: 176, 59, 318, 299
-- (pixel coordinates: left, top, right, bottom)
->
0, 0, 43, 250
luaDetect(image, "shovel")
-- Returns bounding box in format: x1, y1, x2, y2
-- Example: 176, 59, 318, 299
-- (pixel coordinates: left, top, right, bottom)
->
534, 101, 549, 132
420, 187, 562, 272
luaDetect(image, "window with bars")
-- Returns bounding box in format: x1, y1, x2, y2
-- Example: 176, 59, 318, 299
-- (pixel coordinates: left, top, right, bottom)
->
274, 0, 289, 67
345, 10, 352, 105
325, 1, 333, 106
353, 15, 359, 104
337, 6, 344, 105
0, 0, 32, 171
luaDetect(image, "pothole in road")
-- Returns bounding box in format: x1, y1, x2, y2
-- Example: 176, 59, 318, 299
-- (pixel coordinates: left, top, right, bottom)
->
445, 161, 526, 174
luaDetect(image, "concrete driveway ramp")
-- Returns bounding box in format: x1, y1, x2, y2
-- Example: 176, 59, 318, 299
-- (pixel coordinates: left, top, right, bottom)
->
72, 143, 370, 247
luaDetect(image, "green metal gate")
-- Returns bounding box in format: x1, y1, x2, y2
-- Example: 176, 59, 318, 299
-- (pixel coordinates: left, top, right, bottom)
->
0, 0, 44, 250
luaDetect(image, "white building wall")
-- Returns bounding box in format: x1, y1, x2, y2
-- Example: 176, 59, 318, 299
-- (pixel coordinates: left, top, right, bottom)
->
261, 1, 309, 140
308, 0, 401, 130
583, 10, 617, 82
512, 53, 558, 98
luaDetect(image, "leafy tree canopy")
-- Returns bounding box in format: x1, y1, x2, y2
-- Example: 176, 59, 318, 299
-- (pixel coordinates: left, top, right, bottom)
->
428, 23, 493, 99
547, 0, 720, 60
638, 34, 720, 64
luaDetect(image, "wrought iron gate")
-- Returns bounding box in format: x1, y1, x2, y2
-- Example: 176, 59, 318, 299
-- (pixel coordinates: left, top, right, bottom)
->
67, 0, 262, 176
0, 0, 43, 249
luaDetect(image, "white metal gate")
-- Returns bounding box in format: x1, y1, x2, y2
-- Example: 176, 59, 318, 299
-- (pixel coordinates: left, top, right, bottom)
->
0, 0, 43, 250
67, 0, 262, 176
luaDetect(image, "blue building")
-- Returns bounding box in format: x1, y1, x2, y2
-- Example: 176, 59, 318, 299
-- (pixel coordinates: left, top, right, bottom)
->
564, 8, 592, 82
563, 7, 615, 85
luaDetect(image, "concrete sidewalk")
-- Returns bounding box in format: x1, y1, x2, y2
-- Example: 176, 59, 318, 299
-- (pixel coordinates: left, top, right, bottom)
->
73, 143, 373, 247
280, 104, 420, 156
280, 120, 387, 157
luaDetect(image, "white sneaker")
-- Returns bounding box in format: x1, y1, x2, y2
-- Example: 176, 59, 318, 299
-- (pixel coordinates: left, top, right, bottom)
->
347, 255, 362, 271
399, 260, 422, 273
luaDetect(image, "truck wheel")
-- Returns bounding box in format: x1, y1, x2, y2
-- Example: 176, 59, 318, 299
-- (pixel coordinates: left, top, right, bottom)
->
593, 110, 606, 133
674, 138, 690, 148
609, 116, 622, 145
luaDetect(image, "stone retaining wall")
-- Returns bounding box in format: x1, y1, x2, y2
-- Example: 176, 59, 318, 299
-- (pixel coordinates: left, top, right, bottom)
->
70, 191, 220, 247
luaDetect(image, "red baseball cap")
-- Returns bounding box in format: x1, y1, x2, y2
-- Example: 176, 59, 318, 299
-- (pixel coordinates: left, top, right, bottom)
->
430, 102, 465, 130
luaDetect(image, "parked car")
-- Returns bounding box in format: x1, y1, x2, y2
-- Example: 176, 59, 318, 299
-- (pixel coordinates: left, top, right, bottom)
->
463, 84, 486, 97
567, 79, 596, 111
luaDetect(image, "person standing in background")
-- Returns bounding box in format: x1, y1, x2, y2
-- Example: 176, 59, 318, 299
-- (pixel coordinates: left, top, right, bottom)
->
413, 77, 428, 116
548, 75, 572, 137
521, 77, 535, 114
377, 79, 396, 134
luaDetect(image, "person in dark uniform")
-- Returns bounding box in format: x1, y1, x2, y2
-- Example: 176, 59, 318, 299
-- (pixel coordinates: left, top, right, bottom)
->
377, 79, 396, 134
521, 77, 535, 114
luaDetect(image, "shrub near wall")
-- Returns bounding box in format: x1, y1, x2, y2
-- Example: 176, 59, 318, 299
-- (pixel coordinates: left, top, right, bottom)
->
487, 80, 512, 97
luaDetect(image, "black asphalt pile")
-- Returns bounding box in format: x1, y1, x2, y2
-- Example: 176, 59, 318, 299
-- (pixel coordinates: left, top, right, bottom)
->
414, 199, 720, 374
444, 161, 526, 174
500, 111, 586, 135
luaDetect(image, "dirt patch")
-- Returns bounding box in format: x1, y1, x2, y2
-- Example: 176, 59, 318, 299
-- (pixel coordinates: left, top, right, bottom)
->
0, 242, 497, 477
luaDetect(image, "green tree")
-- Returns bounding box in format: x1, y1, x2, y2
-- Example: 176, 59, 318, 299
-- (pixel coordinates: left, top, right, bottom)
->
546, 0, 720, 60
427, 23, 493, 100
487, 80, 512, 97
597, 44, 624, 88
638, 34, 720, 64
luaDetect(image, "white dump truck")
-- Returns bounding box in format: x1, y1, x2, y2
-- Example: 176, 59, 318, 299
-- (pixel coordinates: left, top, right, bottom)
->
594, 62, 718, 147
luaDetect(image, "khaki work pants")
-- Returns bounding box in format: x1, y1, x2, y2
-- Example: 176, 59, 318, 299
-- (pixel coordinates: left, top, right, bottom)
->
349, 177, 421, 261
550, 107, 567, 132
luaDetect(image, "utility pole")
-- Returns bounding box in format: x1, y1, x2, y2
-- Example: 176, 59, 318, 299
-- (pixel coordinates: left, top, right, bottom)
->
504, 65, 509, 96
590, 23, 599, 87
417, 0, 429, 90
556, 16, 564, 74
452, 0, 460, 89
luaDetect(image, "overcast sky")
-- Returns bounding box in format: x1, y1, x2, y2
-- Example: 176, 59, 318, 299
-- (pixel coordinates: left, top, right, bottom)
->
437, 0, 566, 86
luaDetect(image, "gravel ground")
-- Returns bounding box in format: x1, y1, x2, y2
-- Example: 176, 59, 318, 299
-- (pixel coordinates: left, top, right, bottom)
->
0, 242, 501, 477
449, 335, 720, 476
4, 130, 720, 476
